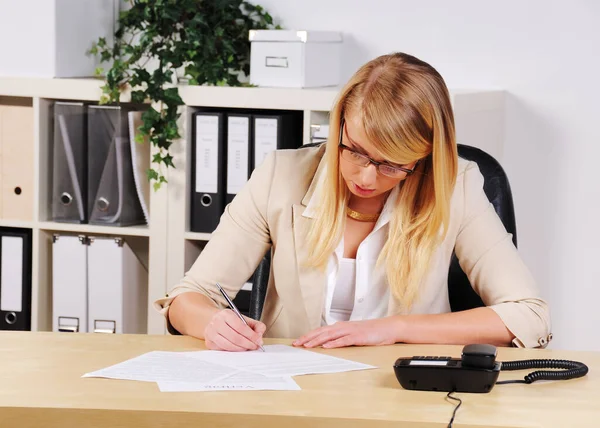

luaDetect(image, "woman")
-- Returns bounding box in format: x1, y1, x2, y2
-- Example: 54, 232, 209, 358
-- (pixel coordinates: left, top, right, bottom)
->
155, 52, 551, 352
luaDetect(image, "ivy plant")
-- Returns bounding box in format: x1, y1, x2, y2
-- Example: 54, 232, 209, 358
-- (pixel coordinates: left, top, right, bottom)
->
90, 0, 280, 190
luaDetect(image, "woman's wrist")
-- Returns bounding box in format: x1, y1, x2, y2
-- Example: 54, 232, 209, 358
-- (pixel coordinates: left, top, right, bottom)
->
388, 315, 409, 344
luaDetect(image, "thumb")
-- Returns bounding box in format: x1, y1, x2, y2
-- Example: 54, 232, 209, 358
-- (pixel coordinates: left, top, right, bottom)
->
247, 317, 267, 336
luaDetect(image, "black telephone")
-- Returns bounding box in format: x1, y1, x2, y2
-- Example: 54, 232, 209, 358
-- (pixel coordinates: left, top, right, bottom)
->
393, 344, 589, 393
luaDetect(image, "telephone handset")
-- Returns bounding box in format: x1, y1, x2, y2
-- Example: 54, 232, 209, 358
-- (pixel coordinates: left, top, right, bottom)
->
393, 344, 589, 393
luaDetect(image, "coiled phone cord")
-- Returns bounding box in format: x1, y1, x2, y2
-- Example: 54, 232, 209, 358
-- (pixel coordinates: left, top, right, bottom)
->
497, 359, 589, 384
447, 359, 589, 426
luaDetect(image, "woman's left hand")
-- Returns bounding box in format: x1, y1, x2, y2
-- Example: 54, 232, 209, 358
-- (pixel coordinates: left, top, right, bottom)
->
292, 318, 401, 349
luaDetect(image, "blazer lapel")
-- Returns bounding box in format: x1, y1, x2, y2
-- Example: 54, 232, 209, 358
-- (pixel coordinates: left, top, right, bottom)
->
292, 204, 328, 331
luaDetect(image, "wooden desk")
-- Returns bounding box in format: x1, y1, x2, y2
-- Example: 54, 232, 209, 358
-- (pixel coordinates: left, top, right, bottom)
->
0, 332, 597, 427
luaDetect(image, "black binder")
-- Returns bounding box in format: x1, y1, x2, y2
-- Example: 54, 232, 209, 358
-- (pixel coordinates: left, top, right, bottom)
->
226, 113, 253, 205
190, 111, 227, 233
0, 227, 32, 331
51, 102, 87, 223
252, 111, 303, 170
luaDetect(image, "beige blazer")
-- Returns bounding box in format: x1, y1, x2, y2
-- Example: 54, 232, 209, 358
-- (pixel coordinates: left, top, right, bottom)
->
155, 145, 552, 348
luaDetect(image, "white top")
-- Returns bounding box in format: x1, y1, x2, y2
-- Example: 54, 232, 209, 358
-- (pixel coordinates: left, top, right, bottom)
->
304, 184, 400, 326
329, 258, 356, 323
248, 30, 343, 43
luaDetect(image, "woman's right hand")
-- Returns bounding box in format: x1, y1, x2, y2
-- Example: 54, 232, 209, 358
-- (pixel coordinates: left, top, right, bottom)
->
204, 309, 266, 352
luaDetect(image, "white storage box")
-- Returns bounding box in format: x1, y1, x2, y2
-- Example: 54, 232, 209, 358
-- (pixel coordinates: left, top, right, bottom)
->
0, 0, 115, 78
249, 30, 342, 88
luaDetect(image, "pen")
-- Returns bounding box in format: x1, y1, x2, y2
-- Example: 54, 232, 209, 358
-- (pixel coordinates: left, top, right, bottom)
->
215, 282, 266, 352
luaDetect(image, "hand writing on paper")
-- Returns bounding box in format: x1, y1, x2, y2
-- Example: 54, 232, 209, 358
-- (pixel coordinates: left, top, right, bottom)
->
204, 309, 266, 352
292, 318, 398, 349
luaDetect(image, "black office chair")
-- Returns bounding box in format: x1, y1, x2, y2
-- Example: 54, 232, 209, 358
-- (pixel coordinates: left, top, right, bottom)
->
448, 144, 517, 311
248, 143, 518, 320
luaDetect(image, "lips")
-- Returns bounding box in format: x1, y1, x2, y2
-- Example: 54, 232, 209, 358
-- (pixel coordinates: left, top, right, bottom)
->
353, 183, 375, 196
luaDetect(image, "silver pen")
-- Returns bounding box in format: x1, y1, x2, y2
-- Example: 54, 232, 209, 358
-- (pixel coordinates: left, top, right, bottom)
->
215, 282, 266, 352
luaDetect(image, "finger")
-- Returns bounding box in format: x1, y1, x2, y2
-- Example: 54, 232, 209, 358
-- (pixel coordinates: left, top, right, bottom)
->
294, 326, 331, 346
322, 335, 355, 349
304, 328, 347, 348
246, 317, 267, 340
211, 333, 248, 352
219, 320, 260, 350
222, 311, 262, 348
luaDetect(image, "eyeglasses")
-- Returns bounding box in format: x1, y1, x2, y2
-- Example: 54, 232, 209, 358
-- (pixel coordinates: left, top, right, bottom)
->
338, 119, 418, 178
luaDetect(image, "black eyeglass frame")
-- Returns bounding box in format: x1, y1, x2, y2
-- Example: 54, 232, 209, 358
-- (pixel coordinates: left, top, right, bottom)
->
337, 118, 418, 177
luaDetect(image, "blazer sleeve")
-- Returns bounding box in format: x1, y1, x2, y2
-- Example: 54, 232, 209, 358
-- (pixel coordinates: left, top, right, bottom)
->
454, 162, 552, 348
153, 151, 275, 332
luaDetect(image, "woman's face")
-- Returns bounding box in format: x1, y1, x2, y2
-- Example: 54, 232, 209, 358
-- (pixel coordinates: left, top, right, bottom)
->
339, 113, 416, 201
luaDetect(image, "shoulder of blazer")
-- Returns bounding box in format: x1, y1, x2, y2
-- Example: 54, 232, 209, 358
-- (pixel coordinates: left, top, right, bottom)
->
457, 157, 477, 178
257, 145, 325, 211
269, 144, 327, 195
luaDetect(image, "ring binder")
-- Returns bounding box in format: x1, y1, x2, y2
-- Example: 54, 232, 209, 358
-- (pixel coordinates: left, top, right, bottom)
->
0, 227, 32, 331
190, 111, 227, 233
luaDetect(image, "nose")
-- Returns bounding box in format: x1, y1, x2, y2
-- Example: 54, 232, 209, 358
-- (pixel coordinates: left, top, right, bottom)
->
358, 163, 378, 188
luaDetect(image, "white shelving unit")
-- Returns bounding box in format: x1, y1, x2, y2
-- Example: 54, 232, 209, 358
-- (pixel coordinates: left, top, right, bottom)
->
0, 77, 505, 336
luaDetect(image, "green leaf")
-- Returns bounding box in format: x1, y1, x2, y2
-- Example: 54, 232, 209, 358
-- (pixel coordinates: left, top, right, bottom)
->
94, 67, 104, 76
146, 168, 159, 181
131, 90, 146, 104
163, 154, 175, 168
152, 152, 164, 164
134, 133, 145, 144
93, 0, 282, 191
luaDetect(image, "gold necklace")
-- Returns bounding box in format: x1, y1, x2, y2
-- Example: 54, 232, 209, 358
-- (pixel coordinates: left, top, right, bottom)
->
346, 206, 380, 222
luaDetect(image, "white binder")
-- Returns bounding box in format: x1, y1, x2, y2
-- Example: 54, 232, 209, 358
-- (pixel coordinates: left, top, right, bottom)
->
87, 237, 148, 334
52, 234, 88, 333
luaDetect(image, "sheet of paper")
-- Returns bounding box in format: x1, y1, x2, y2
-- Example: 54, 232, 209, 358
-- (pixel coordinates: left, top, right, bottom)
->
157, 370, 301, 392
190, 344, 377, 377
82, 351, 235, 384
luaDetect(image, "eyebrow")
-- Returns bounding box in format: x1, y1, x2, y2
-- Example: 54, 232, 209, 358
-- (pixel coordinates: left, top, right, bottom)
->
344, 124, 403, 167
344, 125, 373, 157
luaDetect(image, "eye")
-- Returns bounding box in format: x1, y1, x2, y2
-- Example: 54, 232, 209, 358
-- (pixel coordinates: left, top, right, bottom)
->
379, 165, 403, 176
349, 151, 364, 160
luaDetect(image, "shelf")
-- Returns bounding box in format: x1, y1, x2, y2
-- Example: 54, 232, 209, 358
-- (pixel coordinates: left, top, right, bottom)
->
0, 77, 503, 113
179, 85, 339, 111
184, 231, 212, 241
0, 77, 116, 102
38, 221, 150, 237
0, 77, 340, 111
0, 219, 34, 229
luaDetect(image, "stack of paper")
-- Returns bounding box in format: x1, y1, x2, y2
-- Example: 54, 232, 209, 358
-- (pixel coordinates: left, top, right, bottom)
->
83, 344, 376, 392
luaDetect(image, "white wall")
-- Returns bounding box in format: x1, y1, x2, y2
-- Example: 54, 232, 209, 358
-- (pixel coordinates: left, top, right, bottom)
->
256, 0, 600, 351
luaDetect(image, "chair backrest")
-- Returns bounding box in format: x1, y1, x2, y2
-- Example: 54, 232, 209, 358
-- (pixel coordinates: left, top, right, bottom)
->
448, 144, 517, 311
248, 144, 518, 319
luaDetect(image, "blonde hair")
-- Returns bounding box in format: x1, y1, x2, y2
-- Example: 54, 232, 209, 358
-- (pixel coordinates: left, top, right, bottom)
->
305, 52, 458, 310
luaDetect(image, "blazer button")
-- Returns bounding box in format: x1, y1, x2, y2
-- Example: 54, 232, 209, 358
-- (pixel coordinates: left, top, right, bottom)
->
538, 337, 547, 347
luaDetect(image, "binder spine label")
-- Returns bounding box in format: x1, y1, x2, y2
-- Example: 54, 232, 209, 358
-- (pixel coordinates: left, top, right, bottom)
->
195, 115, 220, 194
227, 116, 250, 195
254, 118, 279, 168
0, 236, 23, 312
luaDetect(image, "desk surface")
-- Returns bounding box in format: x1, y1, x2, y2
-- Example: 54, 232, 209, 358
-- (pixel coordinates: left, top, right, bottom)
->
1, 332, 597, 428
